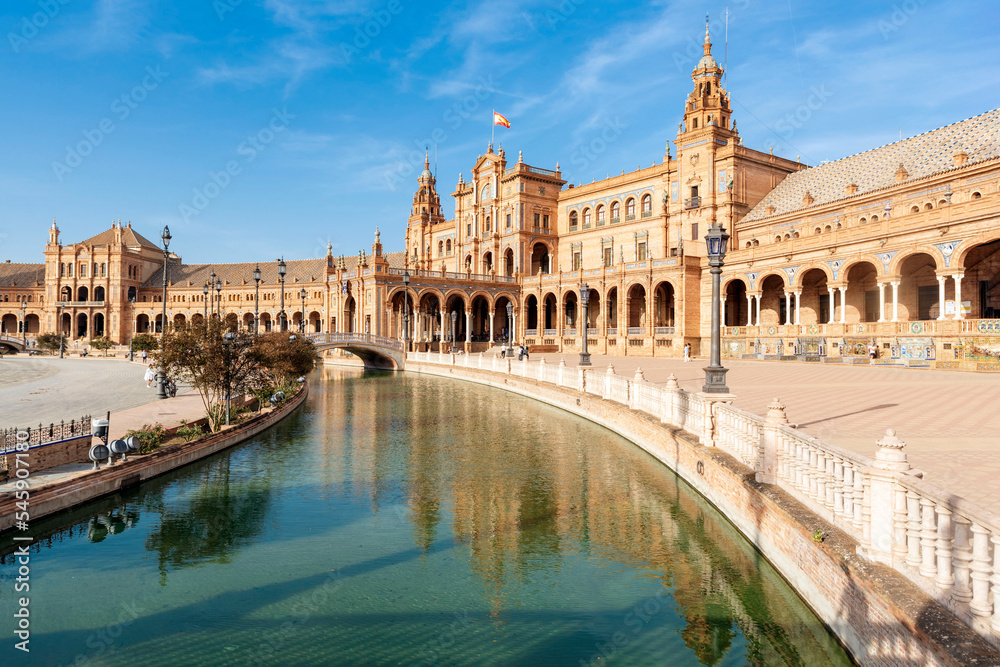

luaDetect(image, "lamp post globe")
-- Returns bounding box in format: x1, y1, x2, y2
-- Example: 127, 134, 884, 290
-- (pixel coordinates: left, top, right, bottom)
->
277, 258, 287, 332
253, 265, 261, 333
579, 284, 592, 366
702, 221, 731, 394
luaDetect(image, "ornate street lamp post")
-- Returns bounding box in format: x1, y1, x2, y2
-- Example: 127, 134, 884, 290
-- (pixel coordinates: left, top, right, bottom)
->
451, 311, 458, 353
156, 226, 172, 399
58, 304, 65, 358
203, 283, 209, 321
128, 296, 135, 361
160, 226, 171, 334
215, 278, 223, 319
299, 288, 307, 333
223, 331, 234, 426
209, 271, 216, 317
277, 258, 287, 332
506, 302, 514, 347
702, 222, 731, 394
579, 284, 592, 366
402, 272, 410, 350
253, 265, 261, 333
20, 301, 27, 347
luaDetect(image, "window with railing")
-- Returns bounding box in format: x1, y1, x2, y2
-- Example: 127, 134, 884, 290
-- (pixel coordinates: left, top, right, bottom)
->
583, 208, 591, 228
569, 211, 578, 231
641, 194, 652, 216
626, 198, 635, 218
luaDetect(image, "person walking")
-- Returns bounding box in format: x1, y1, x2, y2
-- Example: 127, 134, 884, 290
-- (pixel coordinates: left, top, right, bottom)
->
868, 342, 877, 365
144, 365, 155, 388
500, 343, 507, 359
141, 349, 148, 364
684, 342, 691, 362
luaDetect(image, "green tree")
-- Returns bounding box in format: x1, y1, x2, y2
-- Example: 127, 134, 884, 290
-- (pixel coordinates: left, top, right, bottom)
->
132, 333, 159, 352
90, 336, 114, 356
35, 332, 68, 353
155, 319, 268, 431
253, 332, 318, 383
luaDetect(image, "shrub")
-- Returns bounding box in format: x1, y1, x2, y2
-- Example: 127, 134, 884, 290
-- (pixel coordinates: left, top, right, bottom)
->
125, 422, 169, 454
175, 420, 204, 442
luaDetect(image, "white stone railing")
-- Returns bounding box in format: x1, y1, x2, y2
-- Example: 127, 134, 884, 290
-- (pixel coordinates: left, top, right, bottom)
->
408, 349, 1000, 648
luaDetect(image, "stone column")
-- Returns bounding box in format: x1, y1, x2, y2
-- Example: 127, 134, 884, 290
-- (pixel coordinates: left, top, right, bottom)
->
838, 287, 847, 324
465, 309, 471, 343
757, 398, 787, 485
863, 428, 911, 564
936, 275, 947, 320
489, 309, 495, 343
891, 282, 900, 322
793, 291, 802, 325
784, 292, 792, 325
746, 294, 753, 326
827, 287, 835, 324
755, 294, 761, 326
878, 283, 886, 322
952, 274, 964, 320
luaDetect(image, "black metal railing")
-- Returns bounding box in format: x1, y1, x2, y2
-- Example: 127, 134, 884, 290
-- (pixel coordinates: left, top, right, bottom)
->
2, 415, 92, 453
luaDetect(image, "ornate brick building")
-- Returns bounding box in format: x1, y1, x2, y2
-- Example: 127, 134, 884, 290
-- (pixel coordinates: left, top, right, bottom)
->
2, 26, 998, 369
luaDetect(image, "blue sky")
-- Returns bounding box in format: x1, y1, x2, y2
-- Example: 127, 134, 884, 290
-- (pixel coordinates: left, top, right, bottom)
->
1, 0, 997, 265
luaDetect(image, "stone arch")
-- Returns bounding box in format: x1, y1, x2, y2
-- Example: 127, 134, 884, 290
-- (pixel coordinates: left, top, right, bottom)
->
723, 277, 748, 326
844, 260, 880, 323
956, 237, 1000, 318
77, 286, 89, 301
792, 263, 833, 289
626, 283, 647, 328
606, 286, 619, 330
798, 268, 831, 324
94, 286, 106, 301
838, 254, 885, 282
504, 247, 515, 277
542, 292, 558, 330
758, 274, 787, 325
524, 293, 539, 331
530, 241, 552, 275
652, 280, 675, 328
582, 286, 600, 330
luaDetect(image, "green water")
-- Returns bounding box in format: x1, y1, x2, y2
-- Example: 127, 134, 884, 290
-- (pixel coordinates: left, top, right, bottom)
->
1, 368, 852, 666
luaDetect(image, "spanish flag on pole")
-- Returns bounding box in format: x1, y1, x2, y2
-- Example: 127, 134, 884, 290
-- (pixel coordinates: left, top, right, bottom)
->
493, 111, 511, 128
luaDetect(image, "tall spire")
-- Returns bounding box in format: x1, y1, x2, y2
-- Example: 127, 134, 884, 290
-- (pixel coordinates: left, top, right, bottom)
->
704, 14, 711, 56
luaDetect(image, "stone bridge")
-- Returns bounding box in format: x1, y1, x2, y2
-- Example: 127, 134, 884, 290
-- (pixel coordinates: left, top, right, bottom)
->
0, 336, 26, 353
306, 332, 405, 370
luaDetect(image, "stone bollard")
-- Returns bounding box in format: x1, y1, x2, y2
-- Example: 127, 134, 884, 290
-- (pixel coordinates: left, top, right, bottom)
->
634, 367, 645, 382
862, 428, 910, 564
757, 398, 787, 485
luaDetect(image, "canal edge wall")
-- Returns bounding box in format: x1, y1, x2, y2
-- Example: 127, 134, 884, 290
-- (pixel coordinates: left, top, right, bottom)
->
0, 384, 309, 534
408, 361, 998, 667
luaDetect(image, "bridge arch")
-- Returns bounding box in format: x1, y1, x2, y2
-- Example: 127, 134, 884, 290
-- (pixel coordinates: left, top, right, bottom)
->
308, 333, 404, 370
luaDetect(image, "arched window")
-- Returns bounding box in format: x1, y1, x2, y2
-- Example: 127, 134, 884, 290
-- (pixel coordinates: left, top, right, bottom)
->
583, 208, 591, 227
972, 191, 982, 199
626, 198, 635, 218
871, 215, 878, 222
641, 194, 652, 215
775, 236, 782, 244
596, 205, 605, 224
438, 241, 444, 256
859, 217, 867, 224
611, 201, 620, 220
485, 216, 491, 232
569, 211, 579, 230
446, 239, 452, 253
815, 227, 822, 235
924, 202, 933, 211
910, 205, 919, 213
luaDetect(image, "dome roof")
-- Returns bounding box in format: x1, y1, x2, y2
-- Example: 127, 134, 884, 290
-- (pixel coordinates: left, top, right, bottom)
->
420, 167, 433, 180
696, 54, 718, 70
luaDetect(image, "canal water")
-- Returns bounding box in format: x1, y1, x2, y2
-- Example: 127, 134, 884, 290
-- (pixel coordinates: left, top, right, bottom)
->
1, 368, 852, 666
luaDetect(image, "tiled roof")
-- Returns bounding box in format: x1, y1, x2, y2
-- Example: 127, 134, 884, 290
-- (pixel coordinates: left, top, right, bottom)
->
143, 251, 407, 288
743, 108, 1000, 222
78, 224, 162, 251
0, 263, 45, 288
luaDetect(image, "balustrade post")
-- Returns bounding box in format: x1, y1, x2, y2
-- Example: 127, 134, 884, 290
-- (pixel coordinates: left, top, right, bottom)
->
604, 364, 615, 399
578, 367, 586, 393
630, 368, 645, 410
919, 498, 938, 579
991, 532, 1000, 634
757, 398, 786, 484
663, 374, 679, 425
833, 457, 844, 517
906, 491, 922, 567
558, 359, 567, 386
969, 523, 992, 618
935, 504, 955, 591
538, 357, 547, 382
952, 515, 974, 605
893, 484, 909, 562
